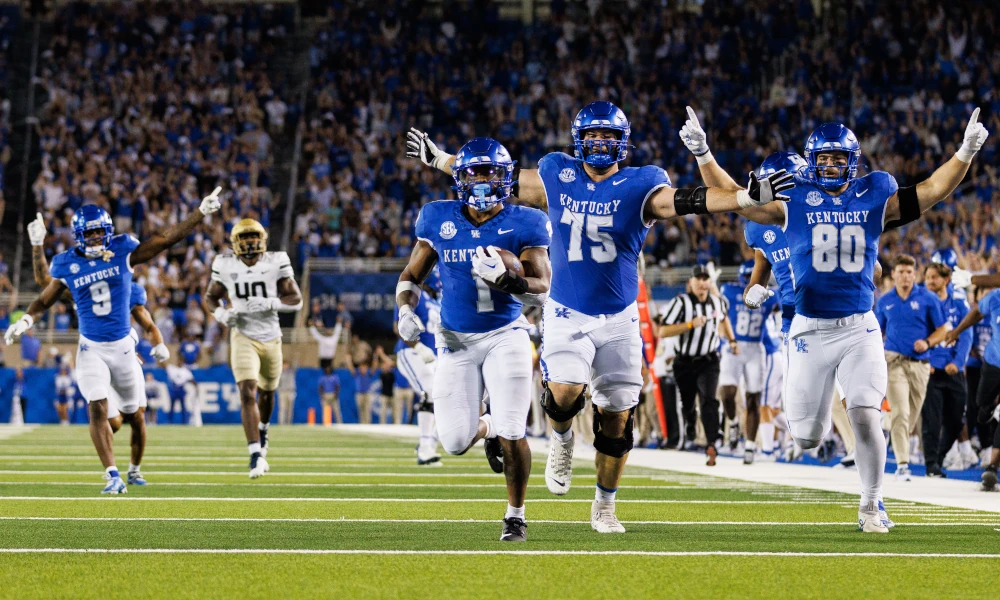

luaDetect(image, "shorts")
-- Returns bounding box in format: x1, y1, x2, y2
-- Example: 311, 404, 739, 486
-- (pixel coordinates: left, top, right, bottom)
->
540, 299, 643, 413
719, 340, 766, 393
75, 334, 146, 417
231, 330, 283, 391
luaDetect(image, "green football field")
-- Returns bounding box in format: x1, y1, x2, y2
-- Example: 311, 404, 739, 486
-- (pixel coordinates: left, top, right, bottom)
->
1, 426, 998, 600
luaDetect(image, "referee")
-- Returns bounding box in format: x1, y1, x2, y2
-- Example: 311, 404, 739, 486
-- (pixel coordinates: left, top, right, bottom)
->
659, 265, 737, 466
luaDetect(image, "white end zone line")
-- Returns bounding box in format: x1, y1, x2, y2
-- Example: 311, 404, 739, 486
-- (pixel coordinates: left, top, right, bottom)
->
1, 549, 998, 558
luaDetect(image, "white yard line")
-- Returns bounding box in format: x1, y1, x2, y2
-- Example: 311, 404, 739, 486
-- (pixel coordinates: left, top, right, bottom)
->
0, 426, 36, 441
0, 548, 997, 558
0, 496, 853, 504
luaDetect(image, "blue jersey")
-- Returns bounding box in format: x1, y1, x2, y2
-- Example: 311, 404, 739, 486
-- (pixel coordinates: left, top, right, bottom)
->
720, 283, 779, 343
130, 282, 146, 309
968, 320, 993, 368
394, 290, 441, 354
783, 172, 897, 319
415, 201, 550, 334
744, 222, 795, 331
876, 286, 947, 360
50, 234, 140, 342
929, 288, 973, 370
762, 314, 782, 355
538, 152, 670, 315
978, 290, 1000, 368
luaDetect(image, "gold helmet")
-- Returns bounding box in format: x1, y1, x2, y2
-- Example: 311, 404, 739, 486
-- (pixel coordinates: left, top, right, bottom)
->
231, 218, 268, 257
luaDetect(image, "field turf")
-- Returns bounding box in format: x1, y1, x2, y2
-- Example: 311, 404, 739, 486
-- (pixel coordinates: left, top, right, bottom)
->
0, 426, 997, 599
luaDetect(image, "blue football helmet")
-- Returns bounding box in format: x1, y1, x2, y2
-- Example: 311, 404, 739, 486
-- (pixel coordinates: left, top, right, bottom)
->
757, 151, 808, 178
571, 101, 631, 168
423, 264, 443, 297
803, 123, 861, 191
72, 205, 114, 258
737, 259, 755, 286
931, 248, 958, 269
452, 137, 515, 212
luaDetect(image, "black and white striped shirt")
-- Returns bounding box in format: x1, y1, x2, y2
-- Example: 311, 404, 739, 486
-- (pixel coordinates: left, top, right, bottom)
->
662, 292, 728, 358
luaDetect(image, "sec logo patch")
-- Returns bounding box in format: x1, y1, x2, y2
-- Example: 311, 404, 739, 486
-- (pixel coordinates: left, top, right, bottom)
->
440, 221, 457, 240
806, 190, 824, 207
558, 168, 576, 183
763, 230, 776, 244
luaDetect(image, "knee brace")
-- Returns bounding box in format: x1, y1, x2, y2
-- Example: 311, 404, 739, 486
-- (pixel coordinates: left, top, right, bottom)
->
540, 382, 586, 422
592, 407, 635, 458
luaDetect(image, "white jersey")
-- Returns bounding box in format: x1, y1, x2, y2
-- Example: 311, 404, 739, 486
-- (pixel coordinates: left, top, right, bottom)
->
211, 251, 295, 342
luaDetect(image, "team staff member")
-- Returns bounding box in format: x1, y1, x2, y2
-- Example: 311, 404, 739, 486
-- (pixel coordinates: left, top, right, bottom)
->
875, 255, 950, 481
659, 264, 737, 466
920, 263, 972, 477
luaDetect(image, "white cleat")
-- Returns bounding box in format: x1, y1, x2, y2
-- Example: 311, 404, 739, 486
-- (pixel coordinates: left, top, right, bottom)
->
545, 434, 574, 495
859, 505, 889, 533
591, 501, 626, 534
895, 464, 911, 482
417, 445, 443, 466
250, 457, 269, 479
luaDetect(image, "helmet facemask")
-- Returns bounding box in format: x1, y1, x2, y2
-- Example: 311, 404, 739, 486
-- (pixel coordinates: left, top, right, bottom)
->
455, 164, 511, 213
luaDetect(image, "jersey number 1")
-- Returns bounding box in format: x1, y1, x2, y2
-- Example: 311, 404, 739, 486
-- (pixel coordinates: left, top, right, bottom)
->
811, 224, 865, 273
561, 209, 617, 263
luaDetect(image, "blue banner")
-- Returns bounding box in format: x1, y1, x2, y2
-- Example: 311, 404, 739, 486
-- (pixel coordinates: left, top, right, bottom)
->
309, 272, 398, 332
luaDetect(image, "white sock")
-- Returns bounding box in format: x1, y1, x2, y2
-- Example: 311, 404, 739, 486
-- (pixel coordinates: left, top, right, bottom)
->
959, 440, 973, 454
760, 423, 775, 453
505, 504, 525, 520
745, 440, 756, 451
773, 412, 789, 433
848, 407, 886, 508
128, 463, 140, 473
105, 466, 119, 478
417, 410, 437, 444
552, 427, 573, 443
595, 484, 616, 503
480, 414, 496, 439
248, 442, 262, 456
259, 422, 269, 432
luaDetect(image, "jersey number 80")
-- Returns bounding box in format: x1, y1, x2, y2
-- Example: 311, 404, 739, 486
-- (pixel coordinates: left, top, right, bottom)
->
811, 224, 865, 273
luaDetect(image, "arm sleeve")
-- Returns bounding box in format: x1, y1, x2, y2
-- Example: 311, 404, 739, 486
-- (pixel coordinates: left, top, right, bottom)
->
743, 226, 755, 249
663, 296, 686, 325
130, 283, 147, 308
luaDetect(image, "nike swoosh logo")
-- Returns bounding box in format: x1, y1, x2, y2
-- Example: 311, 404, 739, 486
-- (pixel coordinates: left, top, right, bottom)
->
501, 533, 515, 539
613, 179, 627, 185
886, 305, 895, 310
124, 350, 130, 355
498, 228, 513, 235
866, 328, 877, 333
552, 479, 565, 487
632, 317, 638, 322
856, 189, 869, 197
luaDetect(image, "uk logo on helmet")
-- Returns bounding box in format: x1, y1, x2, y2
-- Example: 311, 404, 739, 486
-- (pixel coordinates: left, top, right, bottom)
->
440, 221, 457, 240
806, 190, 824, 207
558, 168, 576, 183
763, 230, 776, 244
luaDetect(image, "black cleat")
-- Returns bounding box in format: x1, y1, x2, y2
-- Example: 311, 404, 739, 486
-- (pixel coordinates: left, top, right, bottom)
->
982, 466, 998, 492
926, 466, 947, 478
259, 428, 269, 457
484, 437, 504, 473
500, 517, 527, 542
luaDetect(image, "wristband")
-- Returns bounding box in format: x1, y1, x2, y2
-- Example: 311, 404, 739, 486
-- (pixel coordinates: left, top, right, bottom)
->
687, 321, 693, 330
955, 147, 977, 164
695, 150, 715, 166
432, 153, 454, 171
396, 281, 422, 299
494, 271, 529, 295
736, 189, 755, 209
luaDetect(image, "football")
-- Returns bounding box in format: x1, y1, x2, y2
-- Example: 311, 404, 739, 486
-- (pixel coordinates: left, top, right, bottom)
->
483, 246, 524, 291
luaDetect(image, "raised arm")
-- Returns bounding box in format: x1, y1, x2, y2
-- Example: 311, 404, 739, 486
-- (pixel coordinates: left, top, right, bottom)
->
679, 106, 743, 191
130, 187, 222, 266
643, 171, 792, 224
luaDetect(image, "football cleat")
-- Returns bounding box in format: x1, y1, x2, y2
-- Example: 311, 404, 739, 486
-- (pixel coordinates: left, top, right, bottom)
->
591, 501, 626, 534
982, 467, 998, 492
926, 466, 947, 478
743, 449, 755, 465
877, 500, 895, 529
895, 464, 911, 482
545, 434, 574, 495
249, 454, 269, 479
259, 428, 269, 458
836, 452, 855, 469
500, 517, 527, 542
858, 506, 889, 533
728, 422, 740, 451
101, 476, 127, 495
484, 437, 504, 473
127, 471, 147, 486
417, 445, 442, 466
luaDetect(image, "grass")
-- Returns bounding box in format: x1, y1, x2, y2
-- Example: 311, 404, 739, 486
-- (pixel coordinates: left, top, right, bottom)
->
0, 426, 997, 600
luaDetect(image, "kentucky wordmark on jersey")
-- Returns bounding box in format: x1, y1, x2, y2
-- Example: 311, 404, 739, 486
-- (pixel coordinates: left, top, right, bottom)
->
211, 251, 295, 342
416, 201, 550, 335
782, 171, 897, 319
538, 152, 670, 316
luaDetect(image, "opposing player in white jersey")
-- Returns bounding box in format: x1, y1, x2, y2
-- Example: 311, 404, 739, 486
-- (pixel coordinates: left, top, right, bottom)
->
393, 265, 444, 465
733, 111, 988, 532
408, 101, 793, 532
204, 218, 303, 479
6, 190, 222, 493
397, 138, 552, 542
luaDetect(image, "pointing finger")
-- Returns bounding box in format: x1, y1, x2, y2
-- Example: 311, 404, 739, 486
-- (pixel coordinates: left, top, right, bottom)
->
686, 106, 700, 128
35, 212, 44, 223
209, 186, 222, 199
969, 107, 980, 127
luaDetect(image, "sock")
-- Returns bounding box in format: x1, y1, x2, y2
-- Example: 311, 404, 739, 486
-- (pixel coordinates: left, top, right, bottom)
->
480, 414, 496, 439
959, 440, 973, 455
595, 483, 616, 503
106, 466, 119, 479
745, 440, 756, 451
773, 412, 789, 433
505, 504, 525, 520
848, 406, 886, 508
417, 410, 437, 445
128, 463, 140, 473
760, 423, 775, 453
248, 442, 261, 456
259, 422, 269, 432
552, 427, 573, 443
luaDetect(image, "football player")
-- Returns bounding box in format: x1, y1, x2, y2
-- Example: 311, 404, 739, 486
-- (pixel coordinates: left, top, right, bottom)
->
396, 138, 552, 542
6, 189, 223, 493
203, 218, 303, 479
407, 101, 793, 533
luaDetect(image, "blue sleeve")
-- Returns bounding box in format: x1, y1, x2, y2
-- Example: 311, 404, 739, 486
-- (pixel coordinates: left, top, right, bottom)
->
49, 254, 68, 282
642, 165, 672, 190
130, 283, 147, 308
876, 171, 900, 201
116, 234, 141, 254
743, 226, 755, 249
876, 298, 887, 331
519, 208, 551, 250
415, 204, 435, 247
952, 301, 974, 367
537, 152, 570, 178
928, 295, 947, 330
979, 292, 997, 317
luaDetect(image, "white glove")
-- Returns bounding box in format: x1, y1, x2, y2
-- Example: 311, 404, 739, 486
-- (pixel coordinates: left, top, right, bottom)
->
405, 128, 453, 170
246, 297, 281, 312
27, 212, 47, 246
199, 186, 223, 215
151, 343, 171, 364
956, 107, 990, 163
4, 314, 34, 346
705, 261, 721, 286
212, 306, 239, 327
472, 246, 506, 284
744, 284, 774, 309
397, 304, 425, 343
679, 105, 712, 163
951, 267, 973, 289
737, 169, 796, 208
414, 342, 436, 364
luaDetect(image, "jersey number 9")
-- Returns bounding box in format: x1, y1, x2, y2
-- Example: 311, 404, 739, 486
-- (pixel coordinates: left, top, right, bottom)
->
90, 281, 112, 316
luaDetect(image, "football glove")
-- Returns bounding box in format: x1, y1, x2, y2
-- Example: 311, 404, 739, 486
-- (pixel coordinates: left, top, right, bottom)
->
397, 304, 425, 343
27, 213, 47, 246
151, 343, 171, 363
4, 314, 33, 346
472, 246, 506, 284
199, 186, 223, 215
738, 169, 795, 208
679, 105, 712, 162
744, 284, 774, 309
956, 107, 989, 163
405, 128, 453, 170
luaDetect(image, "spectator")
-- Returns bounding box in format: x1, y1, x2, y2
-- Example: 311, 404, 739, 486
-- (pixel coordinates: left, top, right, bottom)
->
374, 347, 398, 424
144, 372, 170, 426
318, 365, 342, 425
354, 364, 374, 424
309, 317, 343, 369
20, 330, 41, 366
278, 362, 297, 425
350, 333, 373, 369
180, 334, 202, 368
